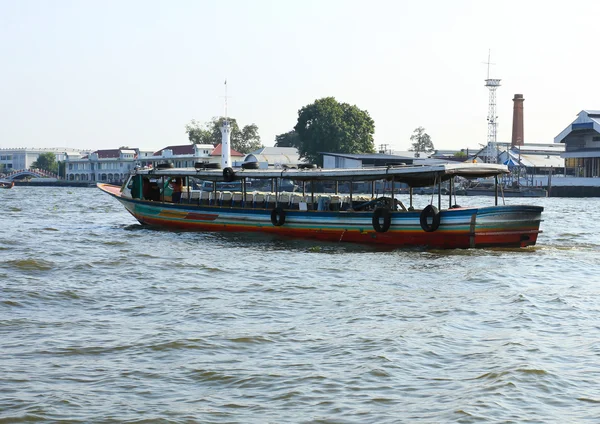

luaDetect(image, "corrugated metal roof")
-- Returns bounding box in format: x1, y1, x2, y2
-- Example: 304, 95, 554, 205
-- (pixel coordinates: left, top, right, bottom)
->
518, 153, 563, 168
250, 147, 299, 156
245, 153, 301, 164
322, 152, 416, 160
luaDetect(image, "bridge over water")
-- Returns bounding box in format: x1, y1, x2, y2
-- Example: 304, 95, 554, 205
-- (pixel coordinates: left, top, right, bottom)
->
2, 169, 60, 181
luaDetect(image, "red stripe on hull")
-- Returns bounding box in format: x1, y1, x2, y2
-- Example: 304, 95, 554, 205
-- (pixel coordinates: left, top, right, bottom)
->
134, 214, 541, 249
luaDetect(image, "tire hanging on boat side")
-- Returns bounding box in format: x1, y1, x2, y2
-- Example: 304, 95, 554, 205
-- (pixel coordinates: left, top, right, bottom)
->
223, 167, 235, 182
420, 204, 440, 232
271, 207, 286, 226
372, 207, 391, 233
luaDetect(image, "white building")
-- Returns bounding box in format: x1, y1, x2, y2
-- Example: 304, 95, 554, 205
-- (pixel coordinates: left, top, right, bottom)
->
150, 144, 231, 168
65, 148, 138, 183
0, 147, 83, 174
322, 152, 415, 169
64, 143, 244, 183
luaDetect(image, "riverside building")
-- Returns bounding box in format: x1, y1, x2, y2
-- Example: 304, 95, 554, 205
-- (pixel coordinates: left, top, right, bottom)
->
64, 143, 242, 183
0, 147, 82, 174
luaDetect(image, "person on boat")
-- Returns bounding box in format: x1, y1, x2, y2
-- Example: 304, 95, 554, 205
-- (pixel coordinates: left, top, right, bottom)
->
142, 178, 150, 200
170, 177, 183, 203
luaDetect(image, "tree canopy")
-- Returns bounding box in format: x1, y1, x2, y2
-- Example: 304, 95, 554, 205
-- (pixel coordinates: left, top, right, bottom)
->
293, 97, 375, 165
185, 117, 263, 154
409, 127, 435, 157
274, 130, 301, 148
31, 152, 58, 173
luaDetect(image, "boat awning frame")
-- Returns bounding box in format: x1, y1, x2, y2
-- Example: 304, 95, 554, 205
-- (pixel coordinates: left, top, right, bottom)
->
139, 163, 509, 188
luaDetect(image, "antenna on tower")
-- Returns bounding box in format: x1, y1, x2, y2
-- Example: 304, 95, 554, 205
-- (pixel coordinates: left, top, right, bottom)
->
483, 50, 501, 163
223, 79, 229, 119
483, 49, 496, 80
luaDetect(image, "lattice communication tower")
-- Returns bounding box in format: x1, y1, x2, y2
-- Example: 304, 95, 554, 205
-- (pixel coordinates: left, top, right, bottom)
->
484, 51, 501, 163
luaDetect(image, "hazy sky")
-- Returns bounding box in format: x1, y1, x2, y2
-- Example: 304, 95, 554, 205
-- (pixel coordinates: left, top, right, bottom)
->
1, 0, 598, 153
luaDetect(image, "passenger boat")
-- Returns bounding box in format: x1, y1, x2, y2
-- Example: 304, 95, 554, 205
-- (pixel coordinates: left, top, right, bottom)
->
98, 162, 543, 249
0, 180, 14, 189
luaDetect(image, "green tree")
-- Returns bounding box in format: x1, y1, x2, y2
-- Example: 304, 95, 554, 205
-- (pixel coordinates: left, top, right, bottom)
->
57, 161, 66, 178
409, 127, 434, 157
275, 130, 301, 148
185, 117, 263, 154
185, 119, 221, 145
238, 123, 263, 154
293, 97, 375, 165
31, 152, 58, 173
453, 151, 467, 159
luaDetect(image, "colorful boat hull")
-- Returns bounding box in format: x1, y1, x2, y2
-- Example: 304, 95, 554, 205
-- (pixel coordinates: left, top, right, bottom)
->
99, 184, 542, 249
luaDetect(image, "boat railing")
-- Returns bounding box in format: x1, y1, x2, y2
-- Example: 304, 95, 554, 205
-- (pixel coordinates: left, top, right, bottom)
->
175, 190, 410, 212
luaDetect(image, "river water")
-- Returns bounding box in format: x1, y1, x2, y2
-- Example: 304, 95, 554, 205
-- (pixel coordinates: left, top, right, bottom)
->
1, 187, 600, 423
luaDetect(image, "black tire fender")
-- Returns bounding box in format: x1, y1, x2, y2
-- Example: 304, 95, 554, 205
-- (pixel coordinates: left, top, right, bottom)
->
242, 161, 260, 170
420, 204, 440, 232
270, 207, 286, 226
223, 167, 235, 182
372, 207, 391, 233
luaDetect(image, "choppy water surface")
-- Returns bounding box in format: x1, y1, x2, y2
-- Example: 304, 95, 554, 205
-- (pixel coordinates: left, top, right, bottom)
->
2, 187, 600, 423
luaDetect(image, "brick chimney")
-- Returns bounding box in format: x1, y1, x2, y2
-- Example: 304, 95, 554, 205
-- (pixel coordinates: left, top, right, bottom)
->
511, 94, 525, 147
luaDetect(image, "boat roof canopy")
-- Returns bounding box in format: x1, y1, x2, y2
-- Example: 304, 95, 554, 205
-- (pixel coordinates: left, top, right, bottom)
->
135, 163, 509, 187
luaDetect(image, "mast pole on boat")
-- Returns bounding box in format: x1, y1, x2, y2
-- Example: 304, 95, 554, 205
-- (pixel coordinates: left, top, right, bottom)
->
437, 176, 441, 210
391, 176, 394, 208
242, 178, 246, 206
494, 174, 499, 206
448, 177, 453, 209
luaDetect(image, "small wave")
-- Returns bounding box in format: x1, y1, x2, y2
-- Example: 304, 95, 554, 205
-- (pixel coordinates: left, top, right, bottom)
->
102, 240, 127, 246
58, 290, 80, 299
197, 264, 226, 273
4, 258, 54, 272
549, 297, 567, 304
474, 368, 549, 381
228, 336, 273, 344
474, 371, 510, 380
515, 368, 548, 375
577, 397, 600, 403
368, 368, 391, 378
42, 227, 60, 232
501, 341, 525, 347
147, 339, 212, 351
369, 397, 396, 404
2, 300, 24, 307
39, 344, 134, 356
510, 294, 531, 304
123, 224, 150, 231
190, 369, 237, 384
